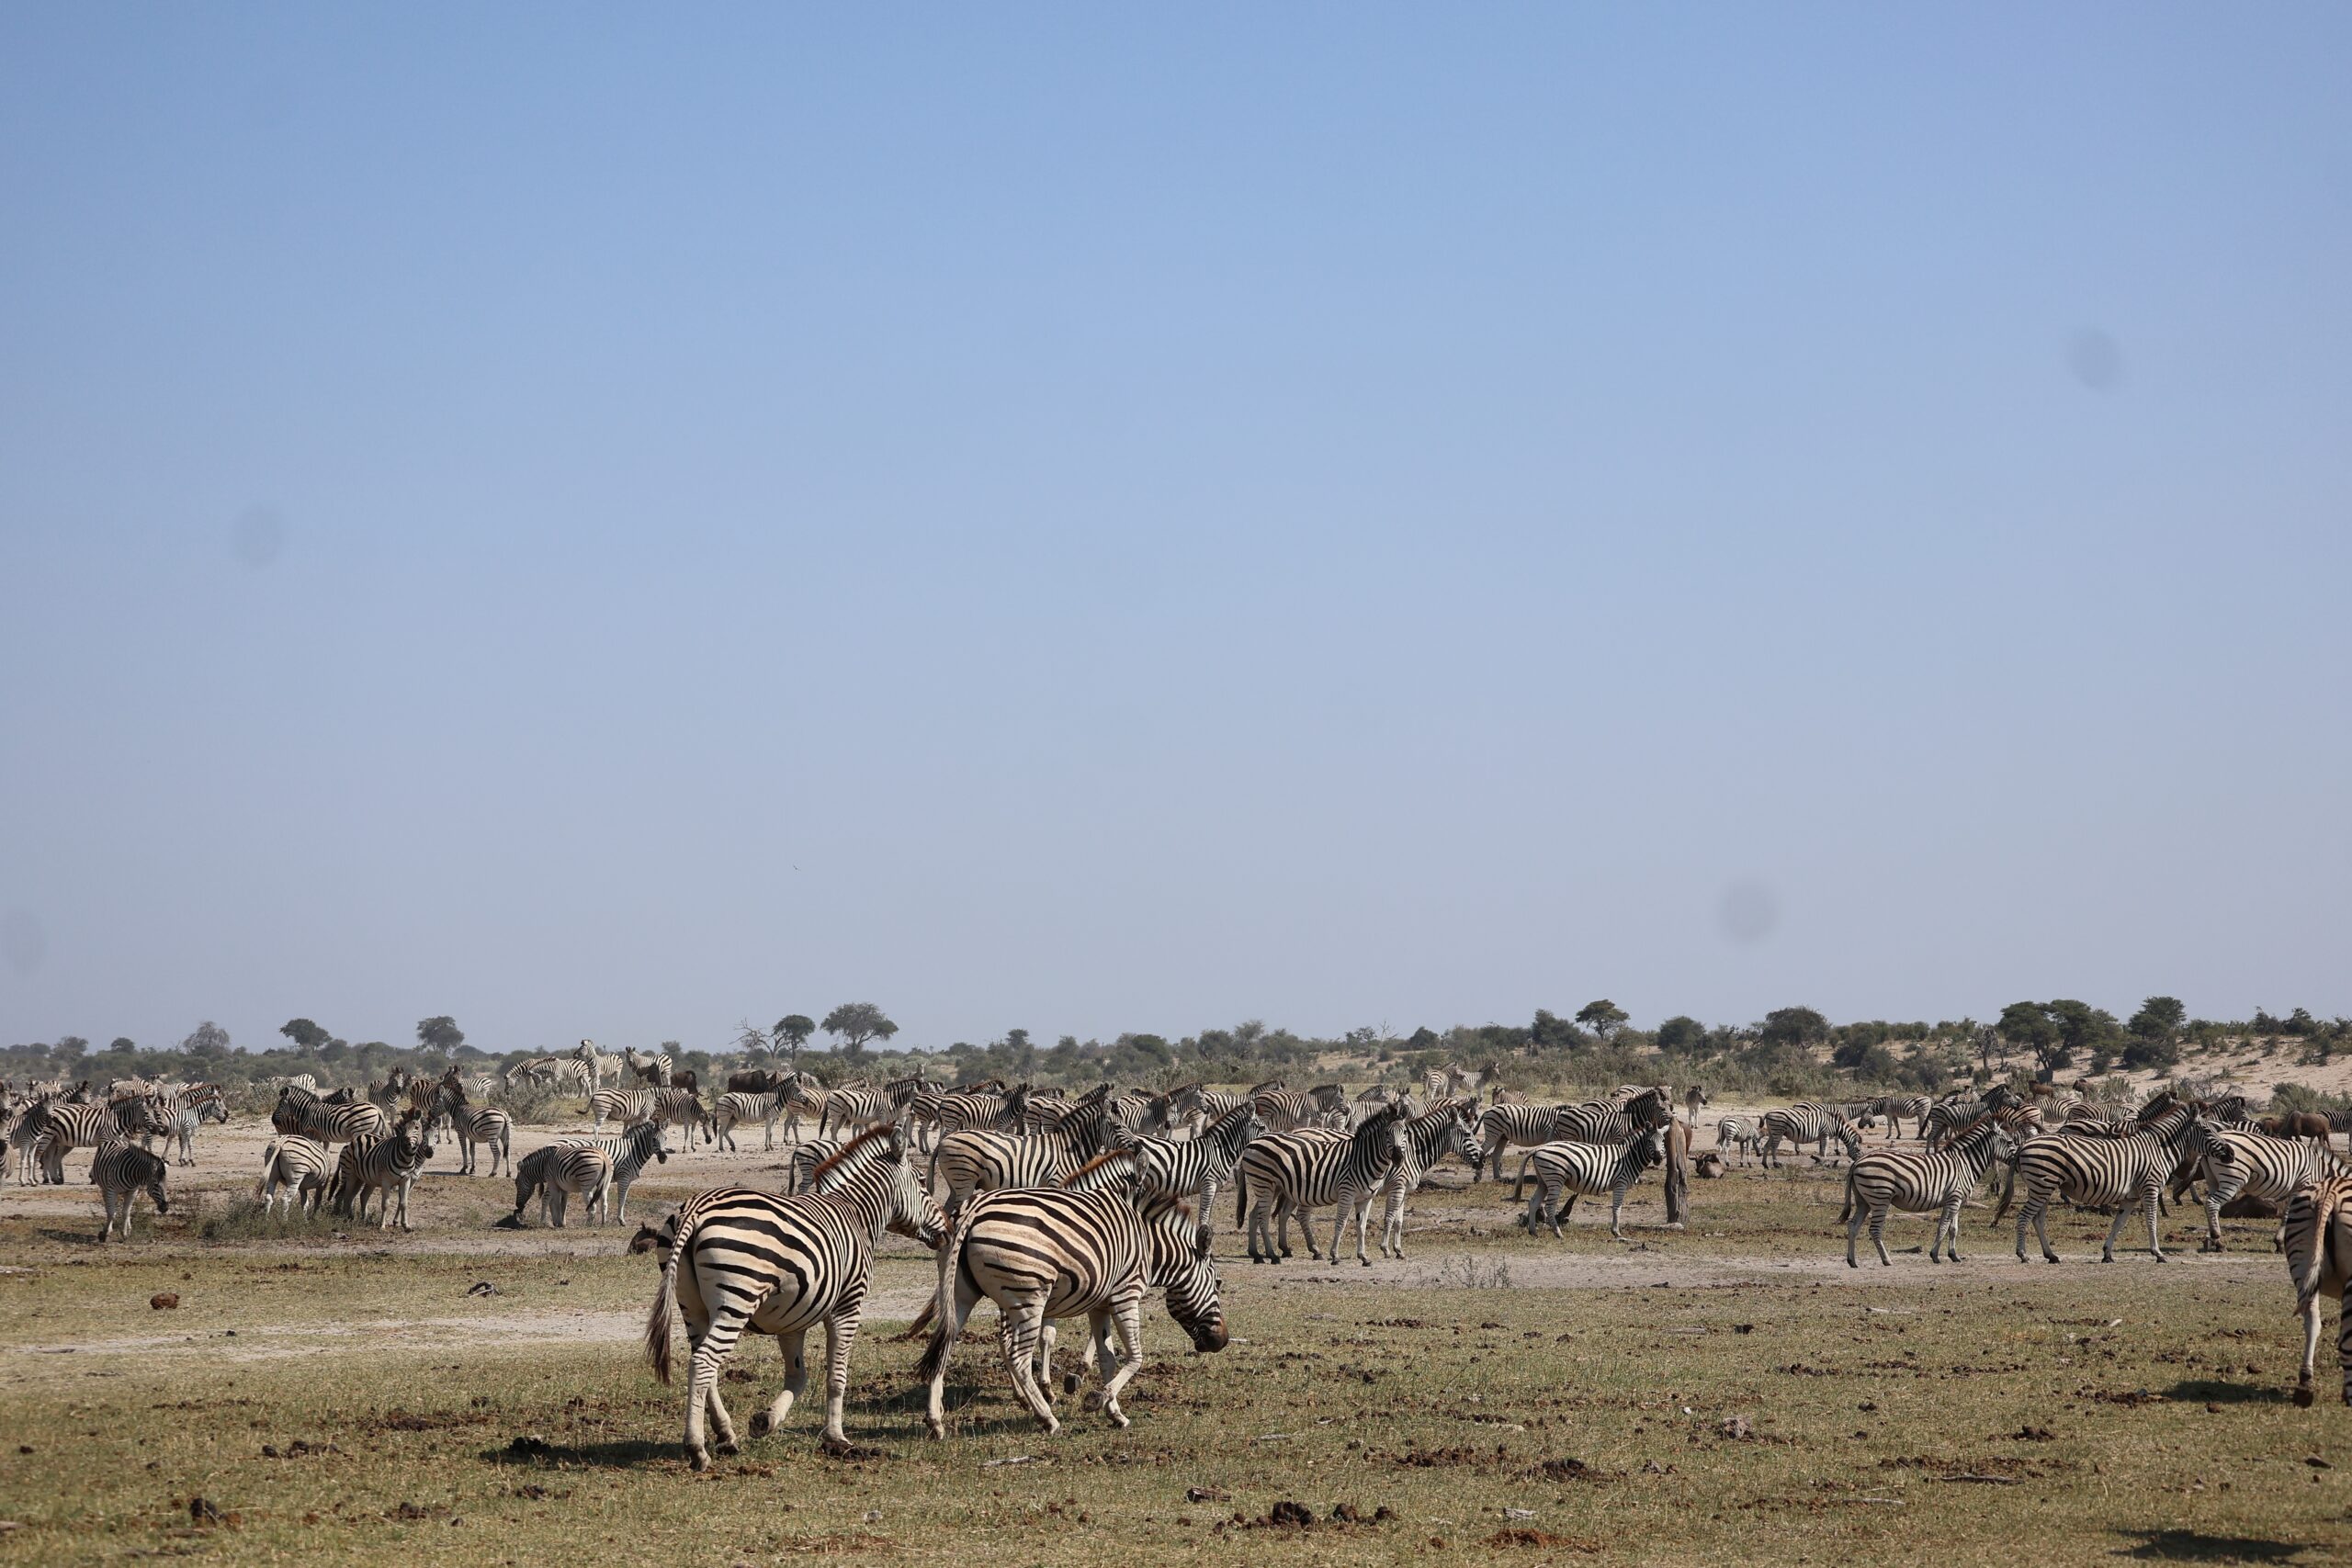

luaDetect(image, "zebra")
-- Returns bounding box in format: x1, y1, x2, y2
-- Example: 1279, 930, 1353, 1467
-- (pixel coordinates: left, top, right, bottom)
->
1714, 1115, 1763, 1167
8, 1095, 56, 1183
162, 1089, 231, 1167
442, 1102, 514, 1176
574, 1039, 613, 1090
713, 1091, 788, 1152
1112, 1101, 1267, 1255
1921, 1085, 2019, 1147
1250, 1084, 1342, 1134
535, 1145, 614, 1227
256, 1135, 332, 1217
624, 1046, 673, 1088
512, 1122, 672, 1224
328, 1111, 435, 1229
2188, 1123, 2346, 1253
641, 1124, 945, 1468
1238, 1103, 1411, 1265
1555, 1088, 1675, 1145
818, 1086, 895, 1141
1473, 1101, 1559, 1183
33, 1096, 174, 1183
1866, 1094, 1932, 1142
1519, 1130, 1667, 1239
917, 1165, 1228, 1438
91, 1134, 170, 1241
2000, 1101, 2200, 1263
273, 1085, 389, 1145
590, 1087, 654, 1128
2285, 1172, 2352, 1406
1839, 1111, 2009, 1266
1374, 1099, 1486, 1259
782, 1137, 844, 1194
930, 1112, 1119, 1226
637, 1088, 712, 1149
1757, 1103, 1869, 1169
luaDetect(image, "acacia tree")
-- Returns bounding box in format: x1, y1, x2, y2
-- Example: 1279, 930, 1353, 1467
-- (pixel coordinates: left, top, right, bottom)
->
772, 1014, 816, 1061
1575, 999, 1630, 1044
281, 1018, 332, 1051
1758, 1007, 1830, 1052
821, 1003, 898, 1058
416, 1016, 465, 1054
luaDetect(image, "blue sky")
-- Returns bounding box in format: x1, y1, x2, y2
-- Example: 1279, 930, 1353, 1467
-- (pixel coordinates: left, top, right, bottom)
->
2, 6, 2346, 1055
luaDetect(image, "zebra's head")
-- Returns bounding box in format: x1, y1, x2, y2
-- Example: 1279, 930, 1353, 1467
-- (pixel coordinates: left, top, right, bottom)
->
1144, 1200, 1227, 1353
1451, 1109, 1485, 1173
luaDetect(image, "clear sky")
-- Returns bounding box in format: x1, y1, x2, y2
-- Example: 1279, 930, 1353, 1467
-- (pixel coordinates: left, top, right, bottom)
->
2, 6, 2346, 1056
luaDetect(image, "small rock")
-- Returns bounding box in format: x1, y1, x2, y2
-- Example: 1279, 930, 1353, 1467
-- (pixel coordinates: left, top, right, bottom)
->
2205, 1403, 2222, 1414
261, 1445, 279, 1459
1185, 1486, 1229, 1503
1717, 1416, 1754, 1440
863, 1509, 882, 1524
1504, 1507, 1537, 1520
150, 1293, 179, 1311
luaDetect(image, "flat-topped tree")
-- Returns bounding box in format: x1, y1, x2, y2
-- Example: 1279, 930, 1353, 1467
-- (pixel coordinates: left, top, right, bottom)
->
821, 1003, 897, 1059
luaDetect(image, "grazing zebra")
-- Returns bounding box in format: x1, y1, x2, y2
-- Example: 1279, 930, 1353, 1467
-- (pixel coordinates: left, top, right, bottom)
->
1114, 1101, 1267, 1254
713, 1091, 787, 1152
1375, 1099, 1486, 1259
256, 1136, 332, 1216
1840, 1111, 2008, 1266
641, 1124, 945, 1468
1714, 1115, 1763, 1167
91, 1134, 170, 1241
918, 1165, 1228, 1438
624, 1046, 674, 1089
2285, 1172, 2352, 1406
1238, 1103, 1411, 1265
328, 1111, 435, 1229
591, 1087, 657, 1129
536, 1145, 614, 1227
1474, 1101, 1559, 1182
1757, 1103, 1868, 1169
512, 1122, 671, 1224
33, 1096, 173, 1183
2000, 1102, 2200, 1263
1519, 1131, 1667, 1239
2188, 1123, 2346, 1253
1866, 1094, 1932, 1142
273, 1085, 389, 1145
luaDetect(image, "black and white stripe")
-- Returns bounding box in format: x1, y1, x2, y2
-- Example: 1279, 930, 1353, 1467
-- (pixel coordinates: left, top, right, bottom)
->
624, 1046, 674, 1088
2286, 1171, 2352, 1406
328, 1111, 435, 1229
1237, 1103, 1410, 1265
1840, 1111, 2008, 1266
1473, 1101, 1559, 1182
2003, 1102, 2199, 1263
1518, 1131, 1667, 1239
641, 1125, 946, 1467
917, 1168, 1227, 1438
511, 1122, 672, 1224
91, 1134, 170, 1241
1375, 1099, 1485, 1259
2190, 1123, 2346, 1252
713, 1091, 787, 1152
1866, 1094, 1932, 1141
256, 1135, 332, 1216
1113, 1101, 1266, 1255
273, 1085, 390, 1146
1714, 1115, 1763, 1166
33, 1096, 173, 1183
1758, 1103, 1868, 1168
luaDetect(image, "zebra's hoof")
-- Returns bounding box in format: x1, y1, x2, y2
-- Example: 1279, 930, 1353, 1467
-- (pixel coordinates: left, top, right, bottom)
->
1359, 1257, 1372, 1268
1062, 1371, 1080, 1395
2294, 1385, 2315, 1408
689, 1450, 712, 1472
714, 1438, 741, 1457
749, 1414, 773, 1438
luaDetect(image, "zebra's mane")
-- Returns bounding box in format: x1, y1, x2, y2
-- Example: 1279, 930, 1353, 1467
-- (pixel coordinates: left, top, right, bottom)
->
1062, 1148, 1137, 1188
806, 1122, 899, 1186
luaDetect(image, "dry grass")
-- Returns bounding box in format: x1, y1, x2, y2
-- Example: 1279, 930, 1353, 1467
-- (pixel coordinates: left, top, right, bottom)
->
2, 1127, 2349, 1565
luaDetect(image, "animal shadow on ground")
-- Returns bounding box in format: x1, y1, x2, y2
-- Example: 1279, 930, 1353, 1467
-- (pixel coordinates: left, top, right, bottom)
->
2162, 1379, 2291, 1405
2114, 1528, 2313, 1562
483, 1438, 673, 1469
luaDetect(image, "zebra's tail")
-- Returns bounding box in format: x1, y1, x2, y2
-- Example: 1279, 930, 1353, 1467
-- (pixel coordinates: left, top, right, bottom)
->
644, 1207, 692, 1385
913, 1206, 977, 1383
1838, 1164, 1857, 1224
1234, 1167, 1250, 1229
1989, 1159, 2018, 1227
1510, 1153, 1535, 1201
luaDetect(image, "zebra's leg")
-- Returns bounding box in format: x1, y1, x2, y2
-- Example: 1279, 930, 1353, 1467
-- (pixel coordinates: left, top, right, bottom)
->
923, 1275, 981, 1439
549, 1188, 568, 1229
2140, 1182, 2166, 1263
1611, 1183, 1634, 1241
2098, 1201, 2133, 1263
682, 1308, 750, 1468
1039, 1322, 1057, 1394
1931, 1199, 1958, 1262
2200, 1175, 2227, 1251
1294, 1202, 1323, 1263
1381, 1181, 1407, 1259
1343, 1187, 1374, 1266
1085, 1295, 1145, 1428
748, 1329, 808, 1438
2338, 1281, 2352, 1405
2031, 1200, 2061, 1263
999, 1299, 1060, 1435
1246, 1193, 1271, 1263
1195, 1179, 1218, 1257
1847, 1198, 1865, 1268
1872, 1202, 1894, 1267
814, 1310, 865, 1452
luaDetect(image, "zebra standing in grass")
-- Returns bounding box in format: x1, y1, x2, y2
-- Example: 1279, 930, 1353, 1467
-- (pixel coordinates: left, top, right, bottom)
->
713, 1091, 787, 1152
2188, 1122, 2346, 1253
929, 1111, 1120, 1225
590, 1087, 658, 1129
329, 1111, 435, 1229
642, 1124, 945, 1468
624, 1046, 673, 1089
1375, 1099, 1486, 1259
1714, 1115, 1763, 1167
1115, 1101, 1267, 1254
1519, 1130, 1667, 1240
161, 1088, 230, 1166
273, 1084, 389, 1146
1238, 1103, 1411, 1265
512, 1121, 672, 1224
1866, 1094, 1932, 1142
1757, 1103, 1869, 1169
2285, 1171, 2352, 1406
1473, 1101, 1559, 1183
1250, 1084, 1342, 1134
34, 1096, 173, 1183
91, 1134, 170, 1241
2000, 1101, 2199, 1263
1502, 1088, 1675, 1196
1840, 1111, 2009, 1267
534, 1145, 613, 1227
256, 1135, 332, 1216
440, 1098, 514, 1177
918, 1159, 1227, 1438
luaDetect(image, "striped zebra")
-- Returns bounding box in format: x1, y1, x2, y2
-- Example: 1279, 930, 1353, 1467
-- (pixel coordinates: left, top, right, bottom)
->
2001, 1102, 2200, 1263
625, 1046, 674, 1088
2285, 1172, 2352, 1406
1519, 1130, 1667, 1239
642, 1124, 945, 1467
1375, 1099, 1486, 1259
33, 1096, 173, 1183
1112, 1101, 1267, 1255
1921, 1086, 2019, 1147
159, 1084, 229, 1167
512, 1122, 672, 1224
256, 1135, 332, 1216
642, 1088, 713, 1149
930, 1113, 1119, 1225
1714, 1115, 1763, 1167
91, 1134, 170, 1241
574, 1040, 614, 1090
590, 1087, 657, 1129
1104, 1089, 1168, 1137
533, 1145, 614, 1227
1840, 1111, 2008, 1266
8, 1096, 56, 1183
1238, 1103, 1411, 1265
782, 1137, 843, 1194
1555, 1088, 1675, 1145
1757, 1103, 1869, 1169
713, 1091, 787, 1152
2188, 1123, 2346, 1253
328, 1111, 435, 1229
1474, 1101, 1559, 1183
1250, 1084, 1342, 1134
819, 1085, 895, 1140
443, 1102, 514, 1176
272, 1085, 389, 1145
1866, 1094, 1932, 1141
917, 1162, 1227, 1438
